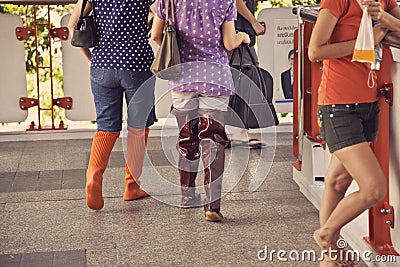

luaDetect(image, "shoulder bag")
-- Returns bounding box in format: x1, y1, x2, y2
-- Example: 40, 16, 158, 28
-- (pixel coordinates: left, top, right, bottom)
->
227, 44, 279, 129
71, 0, 98, 48
150, 0, 181, 80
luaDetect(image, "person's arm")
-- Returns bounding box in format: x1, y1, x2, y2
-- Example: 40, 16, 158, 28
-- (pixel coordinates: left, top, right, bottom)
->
308, 9, 356, 62
150, 14, 165, 46
150, 3, 156, 14
363, 0, 400, 31
221, 21, 250, 51
236, 0, 264, 35
67, 0, 93, 64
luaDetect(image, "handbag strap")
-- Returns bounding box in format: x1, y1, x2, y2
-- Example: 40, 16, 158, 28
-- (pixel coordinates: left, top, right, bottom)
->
79, 0, 96, 19
165, 0, 176, 26
232, 44, 268, 96
79, 0, 88, 18
240, 44, 258, 66
229, 45, 244, 68
229, 44, 258, 69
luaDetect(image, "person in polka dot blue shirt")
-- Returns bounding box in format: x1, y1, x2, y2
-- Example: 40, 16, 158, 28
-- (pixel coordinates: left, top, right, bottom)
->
68, 0, 155, 210
151, 0, 250, 222
91, 0, 154, 71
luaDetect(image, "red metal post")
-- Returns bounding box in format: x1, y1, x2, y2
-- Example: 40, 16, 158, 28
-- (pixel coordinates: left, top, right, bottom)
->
292, 28, 301, 170
25, 3, 69, 130
33, 4, 42, 129
364, 45, 398, 255
292, 21, 324, 170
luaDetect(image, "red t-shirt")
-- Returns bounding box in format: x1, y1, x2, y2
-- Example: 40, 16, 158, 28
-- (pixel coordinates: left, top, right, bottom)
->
318, 0, 398, 105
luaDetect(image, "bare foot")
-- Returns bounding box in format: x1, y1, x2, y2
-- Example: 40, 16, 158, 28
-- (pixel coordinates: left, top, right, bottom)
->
330, 232, 356, 267
314, 229, 358, 266
335, 250, 358, 267
319, 257, 337, 267
314, 229, 332, 250
322, 247, 357, 267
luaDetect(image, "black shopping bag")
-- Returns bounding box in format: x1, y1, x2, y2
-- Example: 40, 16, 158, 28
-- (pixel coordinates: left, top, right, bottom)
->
227, 45, 279, 129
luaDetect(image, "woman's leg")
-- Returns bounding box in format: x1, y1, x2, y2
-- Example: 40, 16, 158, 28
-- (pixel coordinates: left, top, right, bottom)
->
122, 70, 154, 200
123, 127, 150, 201
319, 154, 354, 266
198, 95, 230, 222
86, 131, 120, 210
320, 154, 352, 232
87, 68, 123, 210
314, 142, 387, 250
170, 91, 202, 208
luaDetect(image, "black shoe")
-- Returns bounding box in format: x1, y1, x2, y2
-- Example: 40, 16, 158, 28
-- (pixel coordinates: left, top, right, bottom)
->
180, 193, 202, 209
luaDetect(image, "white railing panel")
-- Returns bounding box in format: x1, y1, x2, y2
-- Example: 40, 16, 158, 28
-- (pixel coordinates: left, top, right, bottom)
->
0, 14, 28, 123
60, 14, 96, 121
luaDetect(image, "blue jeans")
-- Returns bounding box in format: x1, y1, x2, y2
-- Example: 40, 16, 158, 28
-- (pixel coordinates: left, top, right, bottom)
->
90, 68, 155, 132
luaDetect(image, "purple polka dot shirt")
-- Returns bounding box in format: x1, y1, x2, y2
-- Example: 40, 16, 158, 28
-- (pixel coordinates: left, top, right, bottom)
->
153, 0, 237, 96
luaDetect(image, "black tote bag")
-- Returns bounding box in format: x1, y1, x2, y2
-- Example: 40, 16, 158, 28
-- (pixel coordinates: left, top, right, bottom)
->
227, 45, 279, 129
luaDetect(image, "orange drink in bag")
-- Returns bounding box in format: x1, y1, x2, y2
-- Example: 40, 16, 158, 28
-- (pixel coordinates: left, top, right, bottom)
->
352, 6, 375, 63
352, 49, 375, 62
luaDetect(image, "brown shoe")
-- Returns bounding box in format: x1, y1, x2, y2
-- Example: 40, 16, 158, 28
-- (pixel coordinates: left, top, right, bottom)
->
205, 211, 224, 222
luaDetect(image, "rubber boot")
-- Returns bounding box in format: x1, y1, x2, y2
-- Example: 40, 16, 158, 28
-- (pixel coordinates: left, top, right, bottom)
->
198, 109, 229, 221
86, 131, 120, 210
171, 107, 201, 208
123, 127, 150, 201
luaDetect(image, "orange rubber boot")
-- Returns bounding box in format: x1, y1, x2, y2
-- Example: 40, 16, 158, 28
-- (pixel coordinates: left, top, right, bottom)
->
86, 131, 120, 210
123, 127, 150, 201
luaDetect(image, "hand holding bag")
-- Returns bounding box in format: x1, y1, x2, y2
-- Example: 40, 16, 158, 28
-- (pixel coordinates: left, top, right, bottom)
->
71, 0, 98, 48
150, 0, 181, 80
352, 5, 375, 63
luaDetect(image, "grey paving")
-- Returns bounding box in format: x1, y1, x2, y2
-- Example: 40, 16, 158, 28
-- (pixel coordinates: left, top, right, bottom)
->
0, 129, 367, 267
0, 250, 86, 267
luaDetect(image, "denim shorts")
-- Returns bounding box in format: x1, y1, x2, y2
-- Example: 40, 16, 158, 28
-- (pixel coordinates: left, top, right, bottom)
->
317, 102, 380, 153
90, 68, 155, 132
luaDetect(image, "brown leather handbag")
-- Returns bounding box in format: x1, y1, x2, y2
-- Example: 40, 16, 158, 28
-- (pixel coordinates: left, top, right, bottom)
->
150, 0, 181, 80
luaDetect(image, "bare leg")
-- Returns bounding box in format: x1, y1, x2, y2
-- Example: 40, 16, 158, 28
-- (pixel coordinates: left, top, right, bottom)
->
314, 142, 387, 252
319, 154, 353, 226
319, 259, 338, 267
319, 155, 353, 266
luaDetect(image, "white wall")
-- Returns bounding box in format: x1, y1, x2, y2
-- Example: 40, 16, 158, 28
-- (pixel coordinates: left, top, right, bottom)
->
0, 14, 28, 123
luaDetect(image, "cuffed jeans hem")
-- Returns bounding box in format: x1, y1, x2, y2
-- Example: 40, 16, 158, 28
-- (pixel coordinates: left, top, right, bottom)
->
127, 121, 154, 129
96, 126, 122, 133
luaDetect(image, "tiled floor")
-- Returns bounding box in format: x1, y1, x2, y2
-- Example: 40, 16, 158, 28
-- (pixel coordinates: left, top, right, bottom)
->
0, 128, 367, 267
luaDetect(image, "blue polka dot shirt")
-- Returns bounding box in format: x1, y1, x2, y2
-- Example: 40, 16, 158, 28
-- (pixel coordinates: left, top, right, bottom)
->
91, 0, 154, 71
